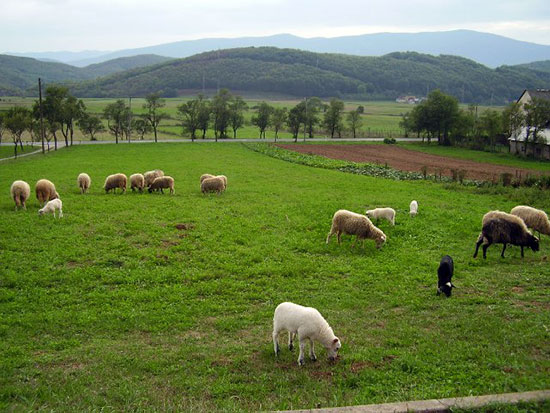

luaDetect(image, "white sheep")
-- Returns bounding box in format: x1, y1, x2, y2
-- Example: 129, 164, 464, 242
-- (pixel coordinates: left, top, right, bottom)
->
77, 173, 91, 194
510, 205, 550, 240
104, 173, 127, 193
130, 173, 145, 193
10, 180, 31, 210
201, 176, 225, 194
148, 176, 175, 194
35, 179, 59, 206
38, 198, 63, 218
326, 209, 386, 249
410, 200, 418, 217
273, 302, 341, 366
144, 169, 165, 187
366, 207, 396, 225
200, 173, 216, 184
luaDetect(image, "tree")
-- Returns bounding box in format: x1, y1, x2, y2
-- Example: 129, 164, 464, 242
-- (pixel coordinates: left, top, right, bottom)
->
143, 93, 167, 143
324, 98, 345, 138
197, 95, 211, 139
501, 102, 524, 140
479, 109, 503, 150
0, 112, 6, 144
132, 117, 153, 140
211, 89, 232, 141
229, 96, 248, 138
523, 97, 550, 155
178, 98, 203, 141
271, 107, 288, 142
251, 102, 273, 139
304, 97, 322, 139
78, 113, 105, 141
103, 100, 129, 144
287, 104, 305, 142
424, 90, 459, 145
5, 106, 31, 158
346, 110, 363, 139
64, 95, 86, 146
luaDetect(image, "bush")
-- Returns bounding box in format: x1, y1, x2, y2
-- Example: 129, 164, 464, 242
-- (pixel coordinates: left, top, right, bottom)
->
500, 172, 513, 187
383, 137, 397, 144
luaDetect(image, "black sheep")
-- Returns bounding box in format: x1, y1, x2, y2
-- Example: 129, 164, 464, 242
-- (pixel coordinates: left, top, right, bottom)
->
437, 255, 455, 297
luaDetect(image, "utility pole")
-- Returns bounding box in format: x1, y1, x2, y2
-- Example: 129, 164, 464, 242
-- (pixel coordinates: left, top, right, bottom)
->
303, 97, 307, 142
127, 97, 132, 143
38, 78, 45, 154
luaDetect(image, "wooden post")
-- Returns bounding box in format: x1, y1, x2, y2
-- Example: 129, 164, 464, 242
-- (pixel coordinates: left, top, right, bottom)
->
38, 78, 45, 154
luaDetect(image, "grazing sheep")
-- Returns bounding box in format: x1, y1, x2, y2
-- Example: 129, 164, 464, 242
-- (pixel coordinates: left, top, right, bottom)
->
130, 173, 145, 193
511, 205, 550, 240
148, 176, 175, 194
201, 176, 225, 194
77, 173, 91, 194
437, 255, 455, 297
366, 207, 396, 225
104, 173, 127, 193
273, 302, 341, 366
35, 179, 59, 206
473, 211, 539, 259
410, 200, 418, 217
10, 180, 31, 210
200, 173, 216, 184
326, 209, 386, 249
38, 198, 63, 218
217, 175, 227, 189
144, 169, 164, 187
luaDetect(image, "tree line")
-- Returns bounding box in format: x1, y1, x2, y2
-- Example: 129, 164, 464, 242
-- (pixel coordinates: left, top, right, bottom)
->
400, 89, 550, 153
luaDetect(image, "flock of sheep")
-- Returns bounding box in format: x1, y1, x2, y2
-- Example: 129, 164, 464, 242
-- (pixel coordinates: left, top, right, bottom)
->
276, 201, 549, 366
8, 170, 229, 218
8, 168, 550, 367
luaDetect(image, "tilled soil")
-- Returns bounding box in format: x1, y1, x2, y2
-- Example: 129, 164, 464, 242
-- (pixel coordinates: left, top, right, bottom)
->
277, 144, 543, 181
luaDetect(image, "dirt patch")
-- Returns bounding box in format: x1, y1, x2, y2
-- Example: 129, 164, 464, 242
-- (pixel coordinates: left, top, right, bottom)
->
175, 223, 194, 231
277, 144, 544, 181
350, 355, 396, 373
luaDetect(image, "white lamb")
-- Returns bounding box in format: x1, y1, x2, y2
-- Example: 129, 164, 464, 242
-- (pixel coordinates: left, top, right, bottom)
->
410, 200, 418, 217
366, 207, 395, 225
273, 302, 341, 366
38, 198, 63, 218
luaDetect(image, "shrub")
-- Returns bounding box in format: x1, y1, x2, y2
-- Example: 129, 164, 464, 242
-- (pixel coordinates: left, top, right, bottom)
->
420, 166, 428, 179
501, 172, 513, 187
383, 137, 397, 144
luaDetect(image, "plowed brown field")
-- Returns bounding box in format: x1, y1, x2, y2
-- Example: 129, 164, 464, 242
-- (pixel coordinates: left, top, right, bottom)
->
277, 144, 543, 181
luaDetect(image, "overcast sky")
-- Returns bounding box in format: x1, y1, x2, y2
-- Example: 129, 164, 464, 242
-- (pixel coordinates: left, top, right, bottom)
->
3, 0, 550, 52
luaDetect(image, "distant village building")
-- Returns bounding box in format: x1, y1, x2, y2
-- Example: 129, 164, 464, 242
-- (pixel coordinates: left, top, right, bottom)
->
508, 89, 550, 160
396, 96, 420, 104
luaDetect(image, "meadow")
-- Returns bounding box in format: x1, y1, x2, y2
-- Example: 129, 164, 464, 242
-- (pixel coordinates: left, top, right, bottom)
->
1, 142, 549, 411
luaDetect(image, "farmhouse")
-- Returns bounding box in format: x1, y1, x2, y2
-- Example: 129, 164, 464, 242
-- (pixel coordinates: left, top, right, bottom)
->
508, 89, 550, 160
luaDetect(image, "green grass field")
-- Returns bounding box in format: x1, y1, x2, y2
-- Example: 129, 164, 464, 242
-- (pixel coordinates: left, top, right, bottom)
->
1, 143, 549, 411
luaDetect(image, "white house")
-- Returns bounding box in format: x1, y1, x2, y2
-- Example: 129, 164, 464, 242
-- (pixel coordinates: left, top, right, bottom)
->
508, 89, 550, 160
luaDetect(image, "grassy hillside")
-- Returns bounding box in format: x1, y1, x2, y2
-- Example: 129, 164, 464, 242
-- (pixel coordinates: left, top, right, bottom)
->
0, 54, 171, 95
0, 143, 549, 411
68, 48, 550, 103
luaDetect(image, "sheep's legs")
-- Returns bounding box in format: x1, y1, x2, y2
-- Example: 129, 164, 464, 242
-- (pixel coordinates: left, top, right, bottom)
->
520, 246, 524, 258
58, 209, 63, 218
501, 243, 507, 258
273, 330, 280, 356
288, 332, 295, 351
308, 338, 317, 361
298, 339, 306, 366
473, 236, 484, 258
482, 243, 490, 259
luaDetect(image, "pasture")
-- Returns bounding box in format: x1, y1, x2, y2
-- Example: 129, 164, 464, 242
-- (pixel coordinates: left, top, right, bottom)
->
0, 143, 549, 411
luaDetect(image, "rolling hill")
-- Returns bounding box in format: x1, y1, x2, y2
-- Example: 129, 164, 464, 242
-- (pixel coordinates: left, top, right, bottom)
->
0, 54, 172, 95
66, 47, 550, 104
12, 30, 550, 68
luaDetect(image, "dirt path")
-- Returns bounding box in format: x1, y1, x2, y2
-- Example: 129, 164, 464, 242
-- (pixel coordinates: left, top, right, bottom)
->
277, 144, 544, 181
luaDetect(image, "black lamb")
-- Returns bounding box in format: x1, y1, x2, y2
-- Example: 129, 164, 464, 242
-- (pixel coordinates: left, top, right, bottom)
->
437, 255, 455, 297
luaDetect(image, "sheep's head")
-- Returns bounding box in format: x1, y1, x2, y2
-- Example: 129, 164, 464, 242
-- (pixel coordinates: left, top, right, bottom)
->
375, 233, 386, 249
530, 235, 540, 252
366, 210, 374, 219
38, 208, 45, 216
437, 282, 455, 297
326, 337, 341, 361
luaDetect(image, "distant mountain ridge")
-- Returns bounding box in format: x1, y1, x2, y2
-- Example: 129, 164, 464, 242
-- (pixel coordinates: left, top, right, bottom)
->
67, 47, 550, 104
0, 54, 172, 95
7, 30, 550, 68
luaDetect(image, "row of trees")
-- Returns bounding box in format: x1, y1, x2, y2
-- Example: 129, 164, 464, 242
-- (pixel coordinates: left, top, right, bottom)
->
177, 90, 365, 142
400, 89, 550, 152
